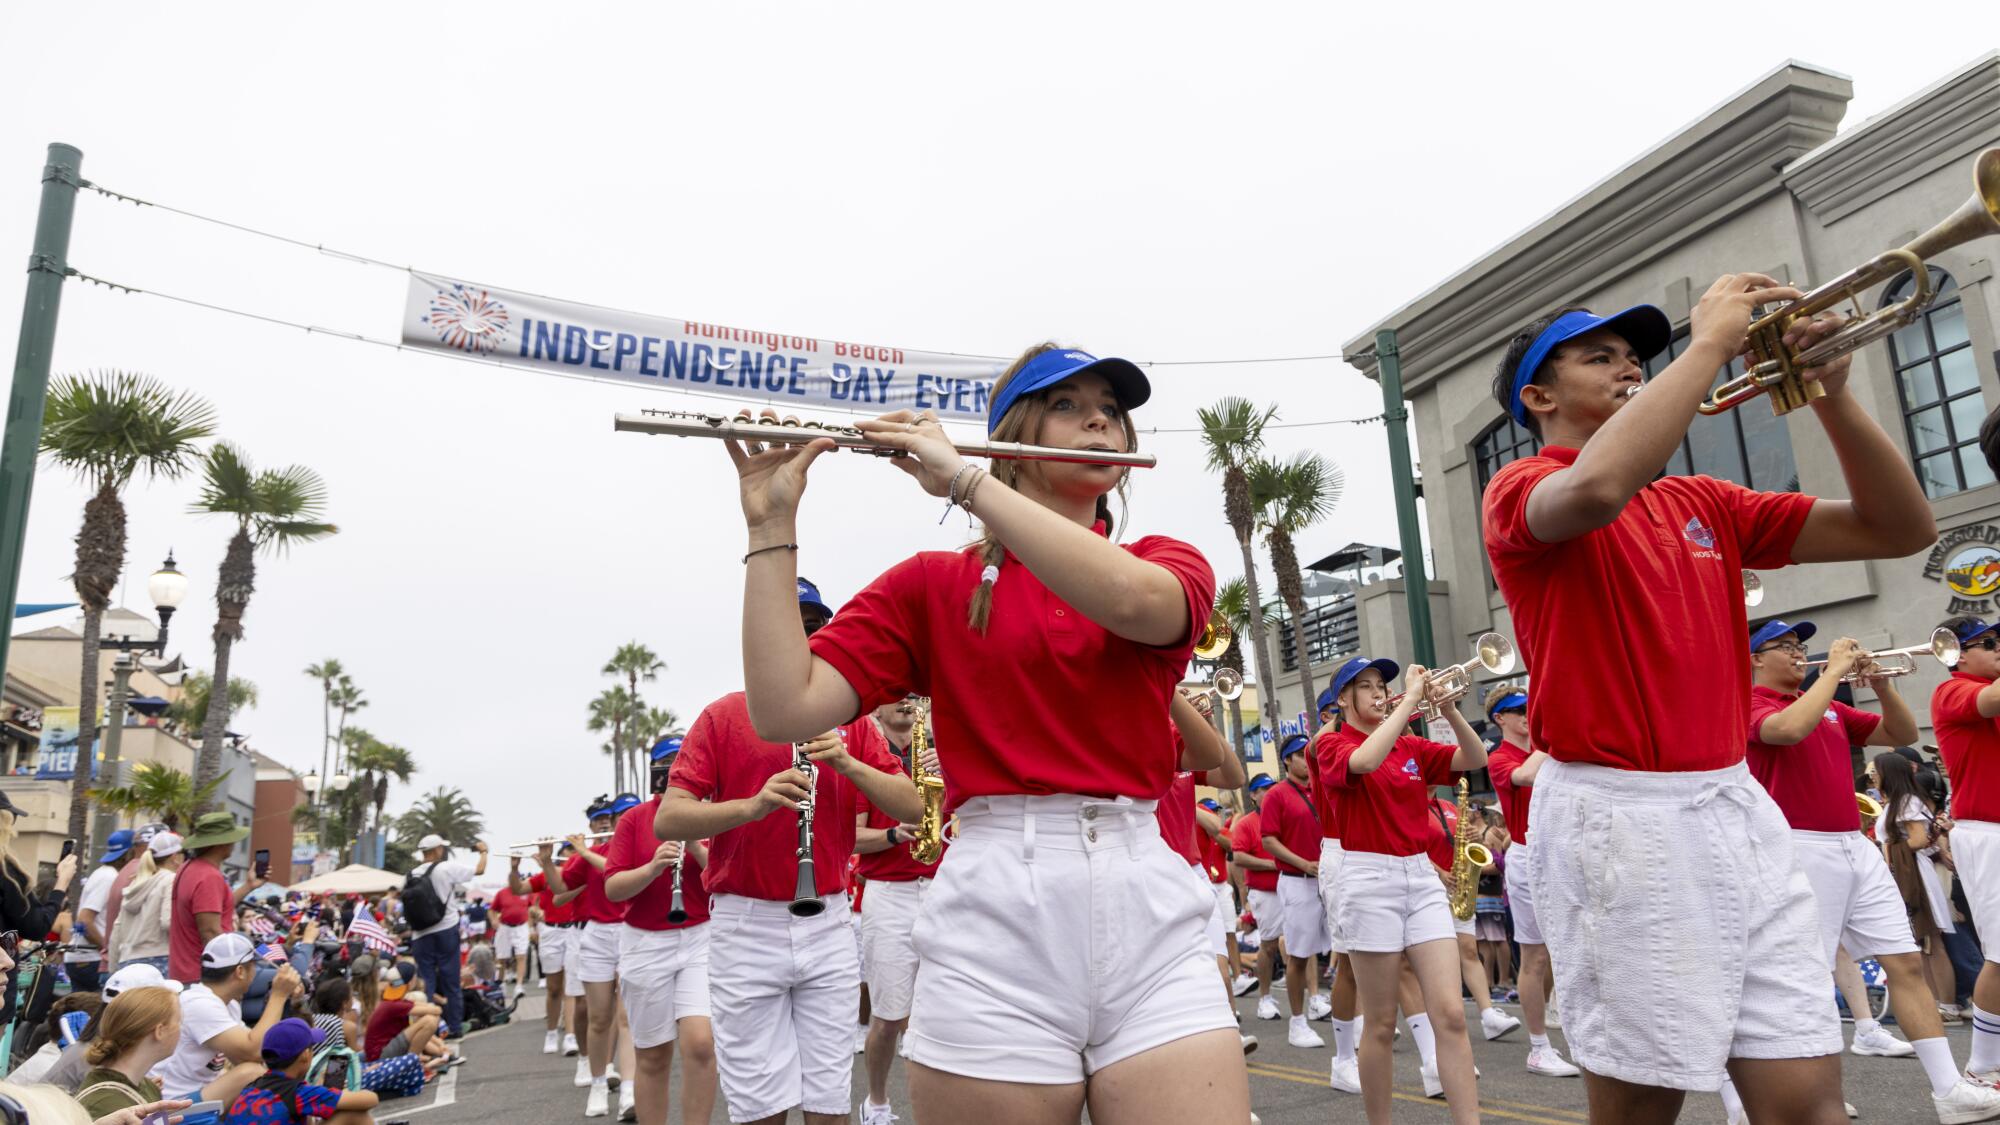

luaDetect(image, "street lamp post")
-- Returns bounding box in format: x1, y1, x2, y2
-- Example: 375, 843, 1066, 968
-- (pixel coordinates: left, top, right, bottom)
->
90, 554, 187, 852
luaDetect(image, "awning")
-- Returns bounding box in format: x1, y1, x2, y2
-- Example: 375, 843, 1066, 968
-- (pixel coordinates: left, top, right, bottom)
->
125, 695, 171, 716
13, 603, 76, 618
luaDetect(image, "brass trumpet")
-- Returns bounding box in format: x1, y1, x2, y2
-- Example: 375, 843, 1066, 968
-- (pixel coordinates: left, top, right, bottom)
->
1743, 570, 1765, 608
1858, 792, 1884, 820
1194, 613, 1233, 661
1701, 148, 2000, 416
1387, 633, 1519, 722
1796, 628, 1960, 682
1209, 666, 1244, 702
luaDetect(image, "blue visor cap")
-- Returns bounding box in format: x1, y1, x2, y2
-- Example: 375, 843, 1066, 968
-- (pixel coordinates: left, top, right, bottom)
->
651, 736, 683, 762
1315, 685, 1338, 713
1328, 656, 1402, 710
98, 827, 136, 865
1247, 775, 1277, 792
1750, 619, 1818, 653
1279, 733, 1311, 759
609, 793, 643, 815
1955, 617, 1999, 645
1509, 306, 1673, 426
1199, 798, 1221, 811
1487, 692, 1528, 718
797, 578, 830, 614
987, 349, 1151, 436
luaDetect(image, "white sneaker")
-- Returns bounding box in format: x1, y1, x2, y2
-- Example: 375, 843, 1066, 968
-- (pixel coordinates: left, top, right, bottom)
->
1851, 1025, 1917, 1057
1481, 1007, 1522, 1041
1845, 1102, 1857, 1119
584, 1082, 609, 1118
1240, 1033, 1258, 1056
1329, 1056, 1361, 1094
1232, 972, 1257, 997
574, 1059, 593, 1088
1287, 1016, 1325, 1049
617, 1085, 636, 1122
606, 1064, 620, 1086
1525, 1045, 1580, 1077
514, 984, 527, 1000
543, 1030, 560, 1055
1934, 1078, 2000, 1124
1421, 1062, 1443, 1099
860, 1100, 898, 1125
562, 1033, 579, 1057
1546, 1000, 1562, 1029
1307, 994, 1332, 1021
1256, 995, 1281, 1020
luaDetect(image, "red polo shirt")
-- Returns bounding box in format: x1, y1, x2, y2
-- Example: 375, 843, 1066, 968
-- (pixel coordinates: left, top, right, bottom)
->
1198, 823, 1228, 884
854, 749, 943, 883
1154, 764, 1208, 866
1423, 798, 1457, 871
1230, 811, 1278, 892
1483, 446, 1815, 771
1746, 685, 1881, 832
670, 692, 900, 902
1934, 672, 2000, 823
1320, 725, 1457, 857
807, 526, 1214, 810
560, 842, 625, 925
1486, 740, 1535, 844
527, 870, 577, 925
606, 796, 711, 931
490, 886, 533, 928
1258, 779, 1321, 875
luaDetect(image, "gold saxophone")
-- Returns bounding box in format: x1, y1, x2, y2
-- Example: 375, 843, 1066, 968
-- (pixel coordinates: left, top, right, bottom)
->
1450, 779, 1492, 922
909, 697, 947, 865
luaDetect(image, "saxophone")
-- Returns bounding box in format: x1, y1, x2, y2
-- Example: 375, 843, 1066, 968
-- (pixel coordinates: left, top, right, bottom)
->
908, 697, 947, 865
1449, 779, 1492, 921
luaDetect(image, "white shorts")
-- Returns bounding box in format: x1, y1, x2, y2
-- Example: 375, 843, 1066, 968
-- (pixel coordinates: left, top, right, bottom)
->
1532, 759, 1840, 1091
906, 794, 1232, 1085
1454, 914, 1475, 937
1276, 873, 1332, 958
493, 922, 529, 961
1951, 820, 2000, 963
1316, 838, 1348, 955
1206, 878, 1231, 956
576, 920, 623, 985
860, 878, 929, 1022
1248, 888, 1282, 942
1793, 829, 1919, 962
1505, 840, 1543, 946
618, 924, 712, 1049
1333, 851, 1456, 953
707, 892, 857, 1123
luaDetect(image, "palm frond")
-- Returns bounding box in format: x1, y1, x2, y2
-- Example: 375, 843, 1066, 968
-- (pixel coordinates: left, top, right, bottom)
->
1194, 398, 1279, 472
192, 442, 260, 520
41, 371, 218, 491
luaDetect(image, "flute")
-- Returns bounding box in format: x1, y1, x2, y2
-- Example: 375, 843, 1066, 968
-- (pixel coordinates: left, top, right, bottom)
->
506, 831, 612, 857
613, 409, 1157, 468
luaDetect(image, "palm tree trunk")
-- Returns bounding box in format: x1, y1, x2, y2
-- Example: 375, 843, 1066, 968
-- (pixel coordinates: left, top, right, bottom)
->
195, 529, 256, 810
69, 481, 127, 852
1235, 538, 1283, 746
69, 605, 103, 849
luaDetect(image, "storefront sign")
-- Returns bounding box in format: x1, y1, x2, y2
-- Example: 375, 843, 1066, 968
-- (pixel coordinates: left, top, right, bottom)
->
1924, 523, 2000, 614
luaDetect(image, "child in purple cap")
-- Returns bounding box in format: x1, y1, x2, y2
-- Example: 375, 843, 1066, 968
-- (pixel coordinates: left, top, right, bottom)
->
220, 1017, 379, 1124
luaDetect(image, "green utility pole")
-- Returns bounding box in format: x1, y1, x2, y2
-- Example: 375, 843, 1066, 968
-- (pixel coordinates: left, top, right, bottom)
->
0, 143, 83, 676
1376, 327, 1435, 670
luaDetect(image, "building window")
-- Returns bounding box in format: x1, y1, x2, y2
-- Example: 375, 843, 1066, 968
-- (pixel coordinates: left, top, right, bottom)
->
1472, 416, 1539, 493
1641, 333, 1800, 492
1887, 268, 1991, 498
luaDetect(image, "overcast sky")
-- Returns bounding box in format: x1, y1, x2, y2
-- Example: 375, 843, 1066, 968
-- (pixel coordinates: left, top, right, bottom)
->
0, 3, 1968, 859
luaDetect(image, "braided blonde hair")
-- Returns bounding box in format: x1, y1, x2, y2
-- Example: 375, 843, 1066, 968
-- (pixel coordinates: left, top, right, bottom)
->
967, 344, 1139, 633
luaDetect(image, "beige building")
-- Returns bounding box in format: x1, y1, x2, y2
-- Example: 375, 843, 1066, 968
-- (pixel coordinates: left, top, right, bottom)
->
1337, 56, 2000, 755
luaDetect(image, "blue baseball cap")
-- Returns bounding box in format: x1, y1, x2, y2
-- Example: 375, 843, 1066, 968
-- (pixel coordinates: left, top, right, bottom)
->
97, 827, 136, 865
1247, 775, 1277, 792
987, 348, 1151, 435
1750, 619, 1818, 653
1199, 798, 1221, 811
261, 1017, 325, 1066
585, 795, 612, 820
1487, 691, 1528, 718
609, 793, 643, 815
1279, 734, 1310, 759
1953, 618, 1999, 645
1508, 306, 1673, 426
797, 577, 830, 614
1327, 656, 1401, 711
651, 735, 683, 762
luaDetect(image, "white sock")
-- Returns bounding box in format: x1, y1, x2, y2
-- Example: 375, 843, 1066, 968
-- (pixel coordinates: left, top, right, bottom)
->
1913, 1036, 1962, 1097
1719, 1076, 1744, 1120
1291, 1014, 1308, 1031
1331, 1017, 1356, 1061
591, 1077, 608, 1092
1529, 1032, 1550, 1050
1407, 1013, 1437, 1069
1853, 1016, 1881, 1037
1972, 1005, 2000, 1073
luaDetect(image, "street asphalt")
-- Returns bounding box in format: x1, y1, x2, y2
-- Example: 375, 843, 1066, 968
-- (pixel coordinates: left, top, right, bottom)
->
391, 984, 1957, 1123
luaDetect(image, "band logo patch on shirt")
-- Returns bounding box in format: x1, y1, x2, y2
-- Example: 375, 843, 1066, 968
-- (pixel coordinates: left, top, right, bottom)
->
1683, 517, 1716, 549
1403, 758, 1421, 776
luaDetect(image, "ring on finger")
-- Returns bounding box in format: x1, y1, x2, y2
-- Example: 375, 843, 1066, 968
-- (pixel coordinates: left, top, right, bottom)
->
746, 441, 767, 455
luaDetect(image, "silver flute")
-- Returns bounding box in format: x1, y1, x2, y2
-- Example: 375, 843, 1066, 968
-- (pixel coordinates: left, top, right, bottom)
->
788, 742, 824, 917
613, 409, 1156, 468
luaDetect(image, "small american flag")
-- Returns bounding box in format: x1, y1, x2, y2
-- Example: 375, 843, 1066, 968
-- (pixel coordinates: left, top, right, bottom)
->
348, 908, 397, 957
245, 915, 280, 942
256, 943, 289, 965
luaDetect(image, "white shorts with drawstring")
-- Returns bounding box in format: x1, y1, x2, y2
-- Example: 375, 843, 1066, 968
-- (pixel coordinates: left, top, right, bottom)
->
1531, 759, 1840, 1091
905, 794, 1234, 1084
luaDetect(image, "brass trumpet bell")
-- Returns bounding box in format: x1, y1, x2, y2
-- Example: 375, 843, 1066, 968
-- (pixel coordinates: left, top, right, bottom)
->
1744, 570, 1765, 608
1211, 667, 1244, 702
1194, 613, 1234, 661
1858, 792, 1883, 819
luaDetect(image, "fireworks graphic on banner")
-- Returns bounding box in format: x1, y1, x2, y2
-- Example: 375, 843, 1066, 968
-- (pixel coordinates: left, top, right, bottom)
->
423, 284, 512, 354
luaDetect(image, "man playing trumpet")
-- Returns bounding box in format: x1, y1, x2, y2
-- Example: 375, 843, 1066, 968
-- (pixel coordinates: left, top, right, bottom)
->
1744, 619, 2000, 1121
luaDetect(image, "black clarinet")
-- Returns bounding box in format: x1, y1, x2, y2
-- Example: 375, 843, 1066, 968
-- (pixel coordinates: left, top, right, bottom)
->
789, 741, 825, 917
665, 847, 688, 924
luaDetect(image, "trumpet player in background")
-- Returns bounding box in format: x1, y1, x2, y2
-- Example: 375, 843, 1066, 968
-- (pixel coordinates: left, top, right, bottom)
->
656, 579, 913, 1125
1738, 620, 2000, 1124
1931, 616, 2000, 1093
603, 737, 718, 1125
852, 697, 945, 1124
1314, 655, 1487, 1124
555, 796, 638, 1119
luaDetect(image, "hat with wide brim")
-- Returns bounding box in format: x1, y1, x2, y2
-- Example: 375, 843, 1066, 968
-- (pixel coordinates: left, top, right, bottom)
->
182, 812, 251, 850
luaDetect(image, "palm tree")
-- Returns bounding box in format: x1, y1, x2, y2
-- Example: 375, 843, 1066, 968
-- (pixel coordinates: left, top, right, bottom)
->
604, 644, 665, 788
587, 686, 641, 793
1198, 398, 1285, 742
1249, 451, 1346, 732
394, 787, 486, 850
303, 659, 343, 803
189, 444, 338, 806
343, 731, 415, 839
86, 761, 222, 831
329, 676, 366, 778
38, 371, 217, 848
162, 672, 258, 740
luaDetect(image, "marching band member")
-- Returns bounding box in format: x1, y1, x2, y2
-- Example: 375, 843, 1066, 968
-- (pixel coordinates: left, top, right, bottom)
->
853, 698, 943, 1124
1931, 617, 2000, 1091
1260, 734, 1331, 1049
1233, 777, 1285, 1021
556, 797, 637, 1119
1744, 619, 2000, 1123
1159, 688, 1253, 1055
1482, 283, 1935, 1124
603, 739, 718, 1125
725, 345, 1249, 1123
523, 825, 594, 1080
1315, 655, 1486, 1125
1480, 686, 1578, 1080
657, 580, 917, 1125
1309, 684, 1364, 1096
1197, 797, 1248, 994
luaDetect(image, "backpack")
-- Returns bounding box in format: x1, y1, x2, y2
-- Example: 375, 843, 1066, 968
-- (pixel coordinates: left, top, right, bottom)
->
307, 1037, 363, 1092
401, 862, 448, 931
